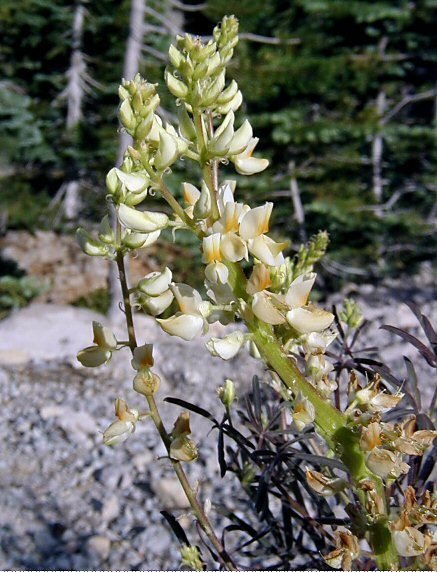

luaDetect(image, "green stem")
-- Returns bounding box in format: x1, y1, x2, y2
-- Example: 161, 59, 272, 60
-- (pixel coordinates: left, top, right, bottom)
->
225, 261, 398, 568
158, 180, 202, 238
116, 249, 236, 570
146, 393, 237, 570
193, 110, 220, 220
116, 251, 137, 352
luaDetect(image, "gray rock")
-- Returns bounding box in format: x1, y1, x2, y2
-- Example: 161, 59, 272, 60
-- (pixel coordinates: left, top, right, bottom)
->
151, 476, 191, 509
101, 495, 120, 523
86, 535, 111, 560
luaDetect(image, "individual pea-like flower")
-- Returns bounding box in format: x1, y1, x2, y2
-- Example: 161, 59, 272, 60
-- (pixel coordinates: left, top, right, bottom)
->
249, 271, 334, 333
291, 393, 315, 431
306, 468, 347, 496
306, 353, 334, 382
131, 343, 154, 371
212, 201, 249, 262
77, 321, 117, 367
351, 375, 404, 413
323, 530, 360, 570
392, 526, 427, 557
206, 330, 246, 360
169, 411, 198, 462
301, 331, 337, 353
76, 228, 110, 257
202, 233, 229, 283
157, 283, 209, 341
103, 397, 139, 446
118, 203, 169, 234
360, 422, 410, 478
230, 137, 269, 175
137, 268, 174, 316
239, 202, 287, 267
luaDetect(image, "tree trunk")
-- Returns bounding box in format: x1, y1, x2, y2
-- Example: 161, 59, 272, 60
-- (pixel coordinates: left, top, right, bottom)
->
371, 37, 388, 204
63, 1, 86, 220
288, 161, 306, 242
109, 0, 146, 321
372, 90, 386, 203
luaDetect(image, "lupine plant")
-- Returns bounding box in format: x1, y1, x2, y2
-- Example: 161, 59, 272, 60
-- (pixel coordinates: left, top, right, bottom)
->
77, 16, 436, 570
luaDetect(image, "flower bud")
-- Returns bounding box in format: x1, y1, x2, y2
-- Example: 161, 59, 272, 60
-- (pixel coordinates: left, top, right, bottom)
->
106, 167, 119, 195
165, 70, 188, 99
228, 119, 253, 155
135, 114, 154, 140
168, 44, 183, 69
133, 369, 160, 397
178, 107, 196, 142
180, 545, 205, 571
98, 215, 115, 245
193, 181, 212, 219
216, 89, 243, 114
208, 112, 235, 156
122, 229, 160, 249
103, 419, 135, 446
216, 79, 238, 105
76, 228, 109, 257
217, 378, 236, 411
119, 99, 136, 131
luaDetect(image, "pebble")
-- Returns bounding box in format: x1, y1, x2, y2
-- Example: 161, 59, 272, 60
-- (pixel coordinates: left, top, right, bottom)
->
86, 535, 111, 560
151, 476, 191, 509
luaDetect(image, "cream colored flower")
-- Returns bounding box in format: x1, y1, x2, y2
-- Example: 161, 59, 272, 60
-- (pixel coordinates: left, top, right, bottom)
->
286, 305, 335, 334
157, 283, 208, 341
103, 398, 139, 446
231, 137, 269, 175
206, 331, 245, 360
118, 203, 169, 233
77, 321, 117, 368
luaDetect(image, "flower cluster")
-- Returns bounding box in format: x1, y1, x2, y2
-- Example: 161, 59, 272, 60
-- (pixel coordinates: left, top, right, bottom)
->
75, 15, 436, 571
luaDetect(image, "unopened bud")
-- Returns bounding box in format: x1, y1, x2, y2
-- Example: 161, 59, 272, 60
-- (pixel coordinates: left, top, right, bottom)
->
217, 379, 236, 411
133, 369, 160, 397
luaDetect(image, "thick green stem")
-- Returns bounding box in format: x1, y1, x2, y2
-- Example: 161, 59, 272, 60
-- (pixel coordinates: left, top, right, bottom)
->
225, 261, 398, 568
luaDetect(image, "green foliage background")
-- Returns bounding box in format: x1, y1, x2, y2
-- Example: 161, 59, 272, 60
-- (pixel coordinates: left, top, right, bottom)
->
0, 0, 435, 285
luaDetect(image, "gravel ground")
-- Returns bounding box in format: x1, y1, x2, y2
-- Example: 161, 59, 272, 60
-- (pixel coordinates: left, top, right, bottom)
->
0, 307, 261, 570
0, 276, 435, 569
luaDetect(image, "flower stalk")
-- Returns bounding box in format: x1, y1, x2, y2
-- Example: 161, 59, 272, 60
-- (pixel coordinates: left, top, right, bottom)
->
76, 16, 436, 570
